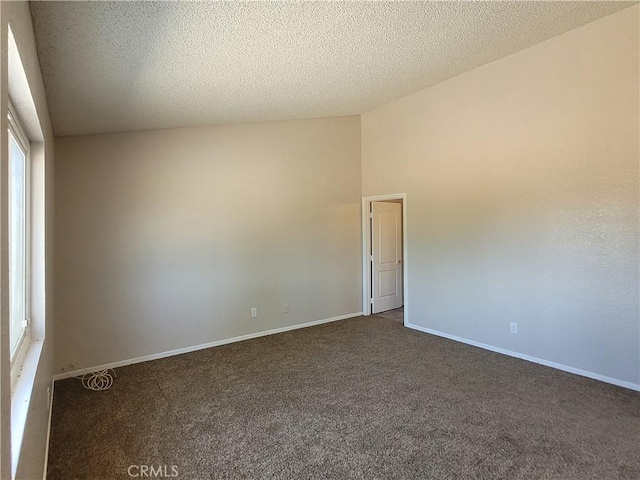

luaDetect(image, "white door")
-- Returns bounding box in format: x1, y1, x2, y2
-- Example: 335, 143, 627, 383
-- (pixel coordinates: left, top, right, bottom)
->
372, 202, 403, 313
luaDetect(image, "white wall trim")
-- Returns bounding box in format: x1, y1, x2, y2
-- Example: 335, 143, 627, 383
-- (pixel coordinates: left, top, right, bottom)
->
41, 378, 54, 480
405, 322, 640, 392
53, 312, 363, 381
10, 339, 44, 478
361, 193, 408, 324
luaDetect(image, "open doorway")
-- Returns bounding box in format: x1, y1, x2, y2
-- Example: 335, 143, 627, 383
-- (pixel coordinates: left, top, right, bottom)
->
362, 194, 407, 325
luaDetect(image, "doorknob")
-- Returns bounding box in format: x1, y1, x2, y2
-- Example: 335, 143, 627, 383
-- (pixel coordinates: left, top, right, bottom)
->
398, 260, 402, 264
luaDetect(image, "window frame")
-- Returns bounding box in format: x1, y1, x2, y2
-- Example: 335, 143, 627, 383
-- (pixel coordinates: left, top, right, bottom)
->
8, 101, 32, 389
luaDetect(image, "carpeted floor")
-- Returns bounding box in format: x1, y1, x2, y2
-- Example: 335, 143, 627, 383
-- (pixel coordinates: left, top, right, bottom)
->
47, 316, 639, 480
375, 307, 404, 323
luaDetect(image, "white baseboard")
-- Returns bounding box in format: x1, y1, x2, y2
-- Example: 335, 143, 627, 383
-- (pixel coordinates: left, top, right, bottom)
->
405, 322, 640, 392
53, 312, 363, 381
42, 378, 55, 480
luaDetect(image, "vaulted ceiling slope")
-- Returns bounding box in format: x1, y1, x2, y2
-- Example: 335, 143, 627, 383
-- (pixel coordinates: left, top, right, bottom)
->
31, 1, 634, 137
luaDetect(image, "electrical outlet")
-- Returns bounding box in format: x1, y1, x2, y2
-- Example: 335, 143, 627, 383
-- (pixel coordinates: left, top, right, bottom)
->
510, 322, 518, 334
284, 304, 289, 313
251, 307, 258, 318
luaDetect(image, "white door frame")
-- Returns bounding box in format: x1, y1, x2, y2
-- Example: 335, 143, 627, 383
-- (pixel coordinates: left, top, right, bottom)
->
362, 193, 408, 325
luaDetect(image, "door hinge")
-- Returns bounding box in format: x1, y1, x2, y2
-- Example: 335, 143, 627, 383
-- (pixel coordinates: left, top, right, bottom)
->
21, 318, 29, 329
370, 255, 374, 261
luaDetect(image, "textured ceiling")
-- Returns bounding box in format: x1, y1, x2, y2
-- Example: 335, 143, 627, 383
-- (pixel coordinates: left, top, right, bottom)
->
31, 1, 634, 137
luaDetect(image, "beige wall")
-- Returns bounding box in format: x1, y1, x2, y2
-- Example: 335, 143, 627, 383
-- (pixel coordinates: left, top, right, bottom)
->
362, 6, 639, 386
0, 1, 55, 479
55, 116, 362, 372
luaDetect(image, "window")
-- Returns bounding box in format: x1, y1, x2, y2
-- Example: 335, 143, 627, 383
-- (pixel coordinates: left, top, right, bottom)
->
8, 103, 30, 376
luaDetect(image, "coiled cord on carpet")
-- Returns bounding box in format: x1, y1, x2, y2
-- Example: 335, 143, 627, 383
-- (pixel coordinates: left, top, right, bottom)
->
74, 368, 117, 391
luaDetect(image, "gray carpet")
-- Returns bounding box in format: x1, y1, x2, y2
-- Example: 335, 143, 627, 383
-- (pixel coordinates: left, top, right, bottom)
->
375, 307, 404, 323
47, 316, 640, 479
